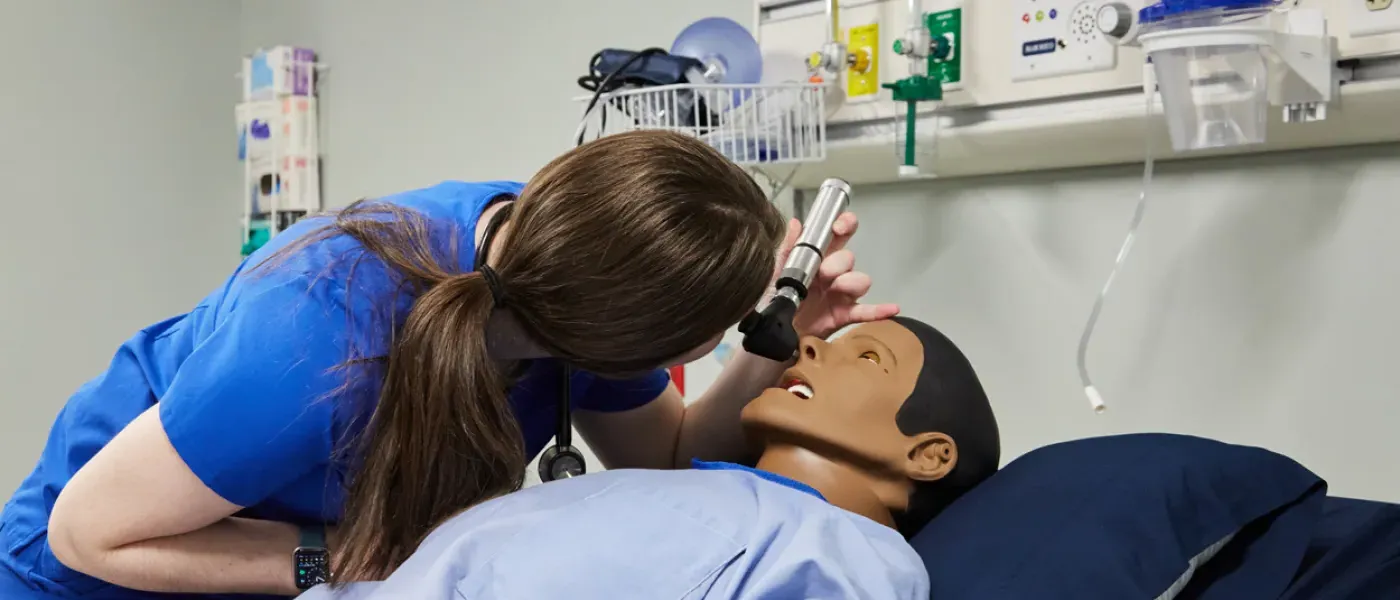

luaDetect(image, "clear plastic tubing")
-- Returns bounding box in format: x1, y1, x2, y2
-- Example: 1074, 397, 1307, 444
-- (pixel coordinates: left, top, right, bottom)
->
1077, 84, 1158, 413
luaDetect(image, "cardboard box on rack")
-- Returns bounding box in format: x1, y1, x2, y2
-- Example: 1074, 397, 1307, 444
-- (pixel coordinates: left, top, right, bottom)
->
247, 153, 321, 214
238, 94, 321, 215
242, 46, 316, 102
237, 97, 319, 159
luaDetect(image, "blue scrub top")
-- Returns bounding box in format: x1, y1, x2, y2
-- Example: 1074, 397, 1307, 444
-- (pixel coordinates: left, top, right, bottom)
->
0, 181, 671, 599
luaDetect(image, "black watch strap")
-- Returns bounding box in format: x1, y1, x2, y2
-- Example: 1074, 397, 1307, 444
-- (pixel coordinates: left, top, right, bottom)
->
299, 524, 327, 549
294, 524, 330, 591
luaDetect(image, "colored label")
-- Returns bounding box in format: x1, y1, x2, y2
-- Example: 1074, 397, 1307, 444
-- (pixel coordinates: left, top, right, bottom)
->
1022, 38, 1058, 56
249, 54, 273, 90
669, 365, 685, 396
713, 342, 735, 366
926, 8, 963, 85
846, 23, 880, 98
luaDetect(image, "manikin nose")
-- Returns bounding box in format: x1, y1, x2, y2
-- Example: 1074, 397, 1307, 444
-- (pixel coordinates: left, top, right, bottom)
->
799, 336, 828, 362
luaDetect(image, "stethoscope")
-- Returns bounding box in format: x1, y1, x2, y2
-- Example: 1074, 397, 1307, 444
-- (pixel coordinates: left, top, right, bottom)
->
477, 199, 587, 483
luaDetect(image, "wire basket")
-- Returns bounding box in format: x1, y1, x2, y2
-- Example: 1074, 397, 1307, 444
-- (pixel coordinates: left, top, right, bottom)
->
575, 83, 828, 166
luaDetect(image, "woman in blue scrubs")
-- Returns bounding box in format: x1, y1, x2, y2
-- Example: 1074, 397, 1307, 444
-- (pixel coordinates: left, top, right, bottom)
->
0, 131, 897, 598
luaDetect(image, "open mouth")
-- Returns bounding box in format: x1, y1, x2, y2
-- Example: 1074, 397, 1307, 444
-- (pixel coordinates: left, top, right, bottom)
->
781, 372, 814, 399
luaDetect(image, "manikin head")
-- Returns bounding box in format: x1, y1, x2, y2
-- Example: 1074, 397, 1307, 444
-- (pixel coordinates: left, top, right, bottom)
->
740, 316, 1000, 537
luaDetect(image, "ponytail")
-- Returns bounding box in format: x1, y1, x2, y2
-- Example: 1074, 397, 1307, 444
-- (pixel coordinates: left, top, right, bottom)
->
261, 201, 526, 582
334, 270, 524, 581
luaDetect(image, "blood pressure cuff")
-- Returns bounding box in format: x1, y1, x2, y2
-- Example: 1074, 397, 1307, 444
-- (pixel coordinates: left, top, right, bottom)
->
909, 433, 1326, 600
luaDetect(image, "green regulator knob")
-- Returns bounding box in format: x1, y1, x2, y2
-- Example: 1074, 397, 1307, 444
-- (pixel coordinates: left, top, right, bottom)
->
931, 35, 952, 61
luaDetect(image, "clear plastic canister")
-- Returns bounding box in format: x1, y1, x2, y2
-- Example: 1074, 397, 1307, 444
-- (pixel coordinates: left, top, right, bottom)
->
1150, 43, 1268, 152
1139, 5, 1276, 152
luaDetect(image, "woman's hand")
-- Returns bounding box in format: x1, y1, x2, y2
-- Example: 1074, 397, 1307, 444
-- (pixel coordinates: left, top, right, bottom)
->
649, 212, 898, 467
775, 213, 900, 340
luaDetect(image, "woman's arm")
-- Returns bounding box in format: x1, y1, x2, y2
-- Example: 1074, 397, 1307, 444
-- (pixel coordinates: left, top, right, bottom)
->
49, 279, 351, 593
575, 349, 787, 469
672, 349, 790, 465
48, 407, 303, 596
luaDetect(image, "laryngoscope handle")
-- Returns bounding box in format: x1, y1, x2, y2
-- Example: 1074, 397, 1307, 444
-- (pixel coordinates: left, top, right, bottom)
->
776, 178, 852, 299
738, 178, 852, 362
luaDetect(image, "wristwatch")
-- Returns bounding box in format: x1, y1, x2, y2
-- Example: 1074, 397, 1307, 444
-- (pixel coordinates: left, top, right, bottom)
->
293, 524, 330, 590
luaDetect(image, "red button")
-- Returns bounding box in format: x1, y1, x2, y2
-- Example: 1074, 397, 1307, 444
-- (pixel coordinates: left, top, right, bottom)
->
1022, 13, 1031, 23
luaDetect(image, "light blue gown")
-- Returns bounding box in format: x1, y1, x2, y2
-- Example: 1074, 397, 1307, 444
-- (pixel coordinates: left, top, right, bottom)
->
301, 463, 928, 599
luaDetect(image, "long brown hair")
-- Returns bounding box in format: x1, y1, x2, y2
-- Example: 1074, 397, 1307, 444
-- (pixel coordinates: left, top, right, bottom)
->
265, 131, 785, 581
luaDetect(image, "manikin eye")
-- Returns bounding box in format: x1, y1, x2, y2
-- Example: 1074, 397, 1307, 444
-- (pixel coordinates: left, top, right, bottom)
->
859, 350, 881, 364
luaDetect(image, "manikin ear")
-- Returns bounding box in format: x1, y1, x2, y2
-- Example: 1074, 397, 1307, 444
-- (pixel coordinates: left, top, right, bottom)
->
904, 432, 958, 482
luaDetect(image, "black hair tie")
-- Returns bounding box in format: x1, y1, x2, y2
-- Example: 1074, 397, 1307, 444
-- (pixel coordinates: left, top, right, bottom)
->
478, 265, 509, 308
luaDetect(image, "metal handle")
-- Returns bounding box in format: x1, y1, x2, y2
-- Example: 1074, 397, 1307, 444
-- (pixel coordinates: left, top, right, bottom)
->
782, 178, 851, 294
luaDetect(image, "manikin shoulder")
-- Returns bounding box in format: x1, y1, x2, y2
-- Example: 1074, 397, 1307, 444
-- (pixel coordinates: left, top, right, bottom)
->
713, 484, 929, 599
305, 469, 927, 599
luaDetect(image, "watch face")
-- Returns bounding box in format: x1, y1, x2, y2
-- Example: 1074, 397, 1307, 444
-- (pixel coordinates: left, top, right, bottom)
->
293, 547, 329, 589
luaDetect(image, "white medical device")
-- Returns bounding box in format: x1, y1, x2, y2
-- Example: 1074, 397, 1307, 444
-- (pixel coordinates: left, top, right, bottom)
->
1098, 0, 1338, 153
1075, 0, 1340, 413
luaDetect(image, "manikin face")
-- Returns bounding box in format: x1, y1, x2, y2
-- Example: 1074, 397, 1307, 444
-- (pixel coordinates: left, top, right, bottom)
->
740, 320, 957, 486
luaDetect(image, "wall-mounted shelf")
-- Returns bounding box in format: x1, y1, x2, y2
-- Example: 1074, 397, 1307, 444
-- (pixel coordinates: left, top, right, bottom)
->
789, 72, 1400, 188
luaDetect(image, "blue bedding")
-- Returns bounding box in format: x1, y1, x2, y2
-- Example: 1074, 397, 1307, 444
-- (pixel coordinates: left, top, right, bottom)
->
1172, 488, 1326, 599
1278, 496, 1400, 599
911, 434, 1326, 600
911, 435, 1399, 599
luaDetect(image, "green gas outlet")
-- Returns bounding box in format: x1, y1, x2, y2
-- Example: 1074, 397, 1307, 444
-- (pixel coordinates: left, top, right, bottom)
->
926, 8, 963, 86
242, 219, 271, 258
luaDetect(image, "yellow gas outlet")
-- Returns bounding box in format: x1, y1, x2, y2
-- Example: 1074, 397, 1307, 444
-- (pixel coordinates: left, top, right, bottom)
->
847, 23, 880, 98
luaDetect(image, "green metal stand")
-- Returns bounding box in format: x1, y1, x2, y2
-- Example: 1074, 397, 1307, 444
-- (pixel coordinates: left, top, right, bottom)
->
884, 28, 955, 172
882, 76, 943, 171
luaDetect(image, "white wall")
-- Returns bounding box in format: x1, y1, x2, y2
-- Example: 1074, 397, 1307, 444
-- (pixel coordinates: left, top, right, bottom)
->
0, 0, 755, 492
6, 0, 1392, 503
843, 145, 1400, 502
242, 2, 1398, 497
239, 0, 754, 483
240, 0, 755, 206
0, 1, 241, 491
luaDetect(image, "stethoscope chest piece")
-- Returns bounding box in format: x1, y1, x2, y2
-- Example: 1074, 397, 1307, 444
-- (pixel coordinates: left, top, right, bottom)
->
539, 444, 587, 481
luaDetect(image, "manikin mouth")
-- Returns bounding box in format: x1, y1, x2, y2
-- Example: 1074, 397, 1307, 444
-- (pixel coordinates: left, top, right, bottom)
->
781, 371, 814, 399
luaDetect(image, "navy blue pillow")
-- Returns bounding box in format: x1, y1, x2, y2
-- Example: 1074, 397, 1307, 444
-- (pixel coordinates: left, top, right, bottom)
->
910, 434, 1325, 600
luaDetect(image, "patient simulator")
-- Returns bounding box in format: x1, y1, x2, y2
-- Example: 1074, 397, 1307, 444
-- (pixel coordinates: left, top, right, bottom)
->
300, 316, 1000, 599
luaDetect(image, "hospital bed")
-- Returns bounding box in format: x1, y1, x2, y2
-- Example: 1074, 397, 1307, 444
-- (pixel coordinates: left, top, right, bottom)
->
909, 434, 1400, 600
1274, 496, 1400, 599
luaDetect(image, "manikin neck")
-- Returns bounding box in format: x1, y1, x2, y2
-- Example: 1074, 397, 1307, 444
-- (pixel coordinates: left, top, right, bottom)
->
753, 443, 897, 529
